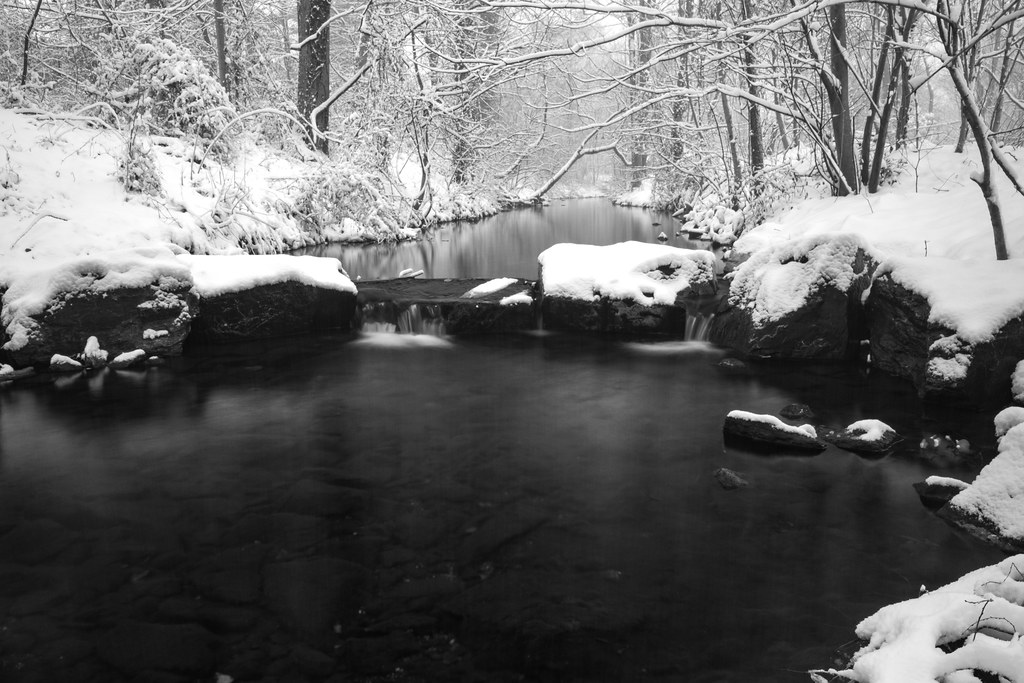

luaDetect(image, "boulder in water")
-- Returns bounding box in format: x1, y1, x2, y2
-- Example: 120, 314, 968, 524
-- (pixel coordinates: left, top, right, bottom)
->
824, 419, 902, 454
723, 410, 828, 452
780, 403, 815, 420
709, 235, 874, 360
713, 467, 749, 490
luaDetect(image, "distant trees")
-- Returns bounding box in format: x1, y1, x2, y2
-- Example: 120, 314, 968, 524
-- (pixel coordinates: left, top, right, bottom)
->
5, 0, 1024, 251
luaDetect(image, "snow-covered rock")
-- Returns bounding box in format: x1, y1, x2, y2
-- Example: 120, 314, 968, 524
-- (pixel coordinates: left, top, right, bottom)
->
722, 410, 827, 452
913, 475, 970, 509
941, 421, 1024, 552
184, 255, 359, 343
821, 553, 1024, 683
825, 419, 902, 454
109, 349, 147, 369
49, 354, 83, 372
538, 241, 716, 335
867, 258, 1024, 403
1013, 360, 1024, 404
82, 336, 108, 368
710, 234, 874, 359
1, 246, 193, 366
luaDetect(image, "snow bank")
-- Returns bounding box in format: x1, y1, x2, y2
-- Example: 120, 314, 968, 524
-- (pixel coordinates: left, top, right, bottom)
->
876, 257, 1024, 344
827, 554, 1024, 683
181, 254, 356, 297
538, 241, 716, 306
726, 410, 817, 438
727, 233, 869, 326
614, 178, 657, 208
736, 145, 1024, 262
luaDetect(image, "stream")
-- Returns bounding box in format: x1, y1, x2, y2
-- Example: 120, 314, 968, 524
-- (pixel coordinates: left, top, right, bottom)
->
0, 200, 1006, 682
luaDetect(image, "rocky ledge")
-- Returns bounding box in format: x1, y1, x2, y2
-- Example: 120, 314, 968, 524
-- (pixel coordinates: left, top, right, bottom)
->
356, 277, 537, 335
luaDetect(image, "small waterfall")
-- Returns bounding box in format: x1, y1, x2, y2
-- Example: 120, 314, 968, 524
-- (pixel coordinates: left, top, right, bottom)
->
360, 302, 446, 336
397, 304, 447, 336
684, 311, 714, 342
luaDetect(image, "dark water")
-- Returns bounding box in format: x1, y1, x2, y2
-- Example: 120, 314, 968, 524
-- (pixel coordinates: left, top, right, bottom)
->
0, 203, 1007, 683
297, 198, 708, 280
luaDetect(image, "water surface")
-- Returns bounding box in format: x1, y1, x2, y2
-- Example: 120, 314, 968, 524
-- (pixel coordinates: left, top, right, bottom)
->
0, 202, 1006, 682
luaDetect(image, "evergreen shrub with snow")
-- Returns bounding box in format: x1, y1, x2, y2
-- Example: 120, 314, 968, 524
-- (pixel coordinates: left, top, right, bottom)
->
125, 39, 235, 148
118, 141, 162, 196
292, 164, 404, 241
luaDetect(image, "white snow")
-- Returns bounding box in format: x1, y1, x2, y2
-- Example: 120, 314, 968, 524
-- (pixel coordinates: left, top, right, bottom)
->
143, 329, 169, 339
49, 354, 82, 371
538, 241, 716, 306
614, 178, 656, 207
995, 406, 1024, 438
843, 419, 895, 442
499, 291, 534, 306
82, 336, 108, 367
463, 278, 518, 298
923, 475, 969, 490
109, 349, 147, 369
2, 245, 192, 353
947, 422, 1024, 543
727, 233, 868, 326
1013, 360, 1024, 404
0, 363, 14, 380
829, 553, 1024, 683
877, 257, 1024, 344
727, 409, 818, 438
181, 254, 356, 297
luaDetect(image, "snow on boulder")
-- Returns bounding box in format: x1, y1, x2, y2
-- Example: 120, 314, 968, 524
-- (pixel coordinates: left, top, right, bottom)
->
50, 354, 83, 372
722, 410, 827, 452
83, 336, 108, 368
818, 553, 1024, 683
825, 419, 902, 454
181, 254, 358, 342
109, 349, 147, 370
1, 246, 193, 366
867, 257, 1024, 403
940, 422, 1024, 552
913, 475, 970, 509
709, 234, 874, 359
995, 406, 1024, 439
1013, 360, 1024, 404
538, 241, 716, 334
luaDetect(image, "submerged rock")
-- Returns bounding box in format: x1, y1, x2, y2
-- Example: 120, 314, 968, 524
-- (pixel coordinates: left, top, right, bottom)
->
723, 410, 827, 452
96, 621, 216, 677
779, 403, 814, 420
713, 467, 749, 490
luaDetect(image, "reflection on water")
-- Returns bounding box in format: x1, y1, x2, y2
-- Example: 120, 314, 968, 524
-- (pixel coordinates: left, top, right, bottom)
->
297, 198, 709, 280
0, 332, 1004, 682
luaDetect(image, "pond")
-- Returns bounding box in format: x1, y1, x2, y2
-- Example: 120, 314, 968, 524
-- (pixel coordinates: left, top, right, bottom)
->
0, 201, 1005, 682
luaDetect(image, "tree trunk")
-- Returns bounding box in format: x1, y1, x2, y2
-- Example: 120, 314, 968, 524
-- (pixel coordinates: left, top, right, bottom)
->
740, 0, 763, 173
629, 0, 653, 187
213, 0, 229, 90
827, 5, 859, 195
861, 8, 894, 186
297, 0, 331, 154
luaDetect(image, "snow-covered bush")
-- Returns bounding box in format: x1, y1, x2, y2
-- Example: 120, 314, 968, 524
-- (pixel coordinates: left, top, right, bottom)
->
118, 141, 162, 196
291, 164, 405, 242
127, 39, 235, 148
